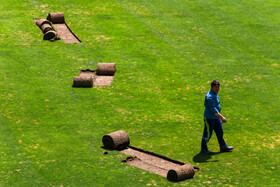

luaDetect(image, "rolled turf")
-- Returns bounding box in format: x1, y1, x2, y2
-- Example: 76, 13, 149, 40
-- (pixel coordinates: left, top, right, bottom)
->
167, 164, 195, 181
96, 63, 116, 76
35, 19, 51, 27
72, 76, 93, 87
102, 130, 130, 150
43, 30, 57, 40
40, 24, 54, 34
47, 13, 65, 23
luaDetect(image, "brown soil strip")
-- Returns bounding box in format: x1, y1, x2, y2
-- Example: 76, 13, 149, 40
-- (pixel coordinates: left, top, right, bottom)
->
121, 147, 186, 178
73, 63, 116, 87
52, 23, 81, 43
47, 13, 81, 43
94, 76, 114, 86
102, 130, 195, 181
123, 156, 168, 177
35, 13, 81, 43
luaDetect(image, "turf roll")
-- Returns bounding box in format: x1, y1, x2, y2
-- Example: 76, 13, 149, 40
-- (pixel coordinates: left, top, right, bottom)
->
47, 13, 65, 23
167, 164, 195, 181
41, 24, 55, 34
43, 30, 57, 40
96, 63, 116, 75
102, 130, 130, 150
73, 76, 93, 87
36, 19, 51, 27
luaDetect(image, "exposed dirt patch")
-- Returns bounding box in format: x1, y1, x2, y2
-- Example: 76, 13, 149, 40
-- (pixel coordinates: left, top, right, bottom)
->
73, 63, 116, 87
121, 147, 187, 178
35, 13, 81, 43
103, 130, 196, 181
94, 76, 114, 86
52, 23, 80, 43
47, 13, 81, 43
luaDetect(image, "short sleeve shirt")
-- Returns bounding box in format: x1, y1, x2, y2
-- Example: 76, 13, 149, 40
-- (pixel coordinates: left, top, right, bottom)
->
204, 90, 221, 119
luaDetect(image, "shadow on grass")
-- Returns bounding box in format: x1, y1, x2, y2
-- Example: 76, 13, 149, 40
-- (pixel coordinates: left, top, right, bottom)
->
101, 146, 127, 152
192, 152, 221, 163
101, 145, 113, 151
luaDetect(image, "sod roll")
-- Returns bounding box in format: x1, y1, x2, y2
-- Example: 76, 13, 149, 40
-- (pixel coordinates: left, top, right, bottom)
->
167, 164, 195, 181
43, 30, 57, 40
73, 76, 93, 87
102, 130, 130, 150
96, 63, 116, 75
36, 19, 51, 27
47, 13, 65, 23
41, 24, 54, 34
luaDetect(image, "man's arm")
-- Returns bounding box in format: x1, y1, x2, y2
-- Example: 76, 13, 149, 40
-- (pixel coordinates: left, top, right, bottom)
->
214, 112, 227, 123
207, 96, 227, 123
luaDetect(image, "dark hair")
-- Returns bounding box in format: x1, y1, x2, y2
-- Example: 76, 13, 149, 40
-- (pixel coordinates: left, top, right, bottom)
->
211, 80, 220, 87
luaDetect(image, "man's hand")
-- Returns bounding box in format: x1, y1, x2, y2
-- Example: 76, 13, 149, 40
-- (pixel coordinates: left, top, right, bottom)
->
215, 113, 227, 123
221, 117, 227, 123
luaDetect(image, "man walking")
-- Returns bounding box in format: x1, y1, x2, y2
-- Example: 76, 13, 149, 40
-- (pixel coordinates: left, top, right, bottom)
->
201, 80, 233, 154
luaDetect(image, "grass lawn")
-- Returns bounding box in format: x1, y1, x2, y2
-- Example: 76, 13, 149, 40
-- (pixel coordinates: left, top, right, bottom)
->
0, 0, 279, 186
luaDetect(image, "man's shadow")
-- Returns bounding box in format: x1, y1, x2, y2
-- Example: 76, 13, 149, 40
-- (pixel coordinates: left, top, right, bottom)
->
193, 152, 221, 163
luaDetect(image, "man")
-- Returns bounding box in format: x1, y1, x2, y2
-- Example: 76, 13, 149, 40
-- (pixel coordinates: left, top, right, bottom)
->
201, 80, 233, 154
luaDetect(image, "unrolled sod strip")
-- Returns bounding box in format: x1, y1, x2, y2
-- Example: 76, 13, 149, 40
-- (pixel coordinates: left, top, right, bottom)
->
102, 130, 130, 150
94, 76, 114, 86
123, 157, 168, 177
73, 76, 93, 87
73, 64, 116, 87
47, 12, 81, 43
167, 164, 195, 181
102, 130, 196, 181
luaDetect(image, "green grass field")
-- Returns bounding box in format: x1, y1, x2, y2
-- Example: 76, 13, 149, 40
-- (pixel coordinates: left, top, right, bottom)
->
0, 0, 279, 186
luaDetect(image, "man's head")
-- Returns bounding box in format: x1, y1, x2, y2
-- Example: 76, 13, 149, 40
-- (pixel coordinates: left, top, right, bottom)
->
211, 80, 220, 94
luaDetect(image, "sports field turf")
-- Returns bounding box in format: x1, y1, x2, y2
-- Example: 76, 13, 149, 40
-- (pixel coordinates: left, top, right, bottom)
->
0, 0, 279, 186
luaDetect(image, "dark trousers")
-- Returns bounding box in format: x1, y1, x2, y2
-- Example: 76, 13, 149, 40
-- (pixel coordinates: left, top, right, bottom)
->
201, 117, 227, 150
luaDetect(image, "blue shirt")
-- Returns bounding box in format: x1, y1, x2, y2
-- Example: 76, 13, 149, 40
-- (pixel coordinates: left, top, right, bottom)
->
204, 90, 221, 119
